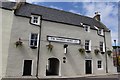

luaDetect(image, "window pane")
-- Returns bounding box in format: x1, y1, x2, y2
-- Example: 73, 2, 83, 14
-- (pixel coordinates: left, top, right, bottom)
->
85, 40, 90, 50
30, 33, 38, 47
98, 65, 101, 68
100, 42, 103, 51
97, 61, 102, 68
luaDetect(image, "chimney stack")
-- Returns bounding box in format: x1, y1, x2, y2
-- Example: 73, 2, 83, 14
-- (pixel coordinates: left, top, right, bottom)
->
15, 0, 26, 2
93, 12, 101, 21
13, 0, 26, 10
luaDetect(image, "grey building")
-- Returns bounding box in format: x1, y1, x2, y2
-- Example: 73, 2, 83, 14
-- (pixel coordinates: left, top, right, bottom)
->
1, 1, 117, 80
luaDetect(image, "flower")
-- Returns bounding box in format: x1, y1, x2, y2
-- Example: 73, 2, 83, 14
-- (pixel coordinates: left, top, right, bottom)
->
78, 48, 85, 54
107, 50, 112, 56
46, 43, 53, 52
15, 38, 23, 47
94, 49, 100, 55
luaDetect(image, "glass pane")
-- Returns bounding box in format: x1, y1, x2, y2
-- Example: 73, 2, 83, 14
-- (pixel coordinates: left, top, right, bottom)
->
30, 33, 38, 46
98, 65, 101, 68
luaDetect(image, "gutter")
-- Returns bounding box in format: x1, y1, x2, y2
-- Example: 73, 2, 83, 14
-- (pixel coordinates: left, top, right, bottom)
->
36, 16, 42, 79
104, 30, 108, 73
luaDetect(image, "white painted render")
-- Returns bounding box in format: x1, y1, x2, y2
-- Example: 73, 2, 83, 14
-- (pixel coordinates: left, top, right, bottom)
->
1, 8, 14, 79
3, 14, 117, 78
1, 7, 117, 79
0, 7, 2, 80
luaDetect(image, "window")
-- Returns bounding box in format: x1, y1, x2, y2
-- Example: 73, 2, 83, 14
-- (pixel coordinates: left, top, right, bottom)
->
84, 25, 90, 32
31, 15, 40, 25
85, 40, 91, 51
29, 33, 39, 48
97, 60, 102, 69
98, 29, 104, 35
23, 60, 32, 76
99, 42, 105, 52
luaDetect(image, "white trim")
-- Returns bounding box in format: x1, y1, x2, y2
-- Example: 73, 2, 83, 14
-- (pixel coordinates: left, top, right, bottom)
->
100, 41, 105, 52
80, 22, 83, 26
85, 40, 91, 51
103, 42, 105, 52
64, 48, 67, 54
97, 60, 103, 70
98, 29, 104, 36
59, 59, 61, 76
84, 25, 90, 32
101, 29, 104, 35
29, 33, 39, 48
94, 26, 98, 30
22, 60, 24, 76
37, 34, 39, 47
89, 40, 91, 51
31, 15, 41, 25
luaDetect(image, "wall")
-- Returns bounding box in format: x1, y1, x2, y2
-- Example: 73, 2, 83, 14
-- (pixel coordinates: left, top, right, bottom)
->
1, 8, 14, 78
105, 31, 117, 73
0, 7, 2, 80
5, 14, 116, 78
38, 20, 115, 77
6, 16, 39, 78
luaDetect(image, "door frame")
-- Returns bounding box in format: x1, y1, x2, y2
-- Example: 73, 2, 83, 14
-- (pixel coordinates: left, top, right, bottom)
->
84, 59, 93, 74
22, 59, 33, 76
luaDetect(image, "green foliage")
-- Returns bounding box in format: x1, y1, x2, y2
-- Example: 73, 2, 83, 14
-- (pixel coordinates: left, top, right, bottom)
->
107, 50, 112, 56
94, 49, 100, 55
78, 48, 85, 54
46, 43, 53, 52
15, 41, 23, 47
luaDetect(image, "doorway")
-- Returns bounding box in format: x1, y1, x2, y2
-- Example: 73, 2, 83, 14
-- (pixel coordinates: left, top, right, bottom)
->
23, 60, 32, 76
46, 58, 59, 76
85, 60, 92, 74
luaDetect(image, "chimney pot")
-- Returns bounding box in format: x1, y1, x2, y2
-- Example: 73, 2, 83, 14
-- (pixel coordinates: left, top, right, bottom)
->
94, 12, 101, 21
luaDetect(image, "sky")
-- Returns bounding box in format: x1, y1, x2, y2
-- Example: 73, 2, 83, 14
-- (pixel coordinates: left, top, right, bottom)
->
7, 0, 119, 46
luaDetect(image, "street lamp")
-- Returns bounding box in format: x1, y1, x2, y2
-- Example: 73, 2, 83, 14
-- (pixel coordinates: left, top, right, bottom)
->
114, 40, 118, 72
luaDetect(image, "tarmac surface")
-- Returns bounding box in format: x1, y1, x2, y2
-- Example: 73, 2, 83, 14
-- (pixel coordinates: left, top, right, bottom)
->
1, 74, 120, 80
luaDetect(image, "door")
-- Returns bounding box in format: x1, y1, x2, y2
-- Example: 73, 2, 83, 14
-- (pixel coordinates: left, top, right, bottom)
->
23, 60, 32, 76
46, 58, 59, 76
85, 60, 92, 74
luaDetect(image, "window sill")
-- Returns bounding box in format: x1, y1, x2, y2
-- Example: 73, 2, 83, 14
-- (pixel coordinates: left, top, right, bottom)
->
30, 46, 37, 49
98, 68, 103, 70
22, 75, 32, 76
101, 52, 105, 54
86, 50, 91, 53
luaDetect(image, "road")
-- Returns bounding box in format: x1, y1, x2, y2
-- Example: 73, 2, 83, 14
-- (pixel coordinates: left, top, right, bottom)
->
1, 74, 120, 80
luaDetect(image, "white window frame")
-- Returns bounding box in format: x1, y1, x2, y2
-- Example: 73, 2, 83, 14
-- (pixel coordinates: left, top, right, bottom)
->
29, 33, 39, 48
85, 40, 91, 51
31, 15, 41, 25
94, 26, 98, 30
83, 25, 90, 32
99, 42, 105, 52
97, 60, 103, 70
98, 29, 104, 35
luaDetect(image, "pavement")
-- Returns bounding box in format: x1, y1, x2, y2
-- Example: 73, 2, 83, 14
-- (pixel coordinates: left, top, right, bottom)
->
1, 74, 120, 80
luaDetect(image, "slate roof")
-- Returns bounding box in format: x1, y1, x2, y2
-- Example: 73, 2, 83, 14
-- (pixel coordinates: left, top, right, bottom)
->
1, 2, 110, 31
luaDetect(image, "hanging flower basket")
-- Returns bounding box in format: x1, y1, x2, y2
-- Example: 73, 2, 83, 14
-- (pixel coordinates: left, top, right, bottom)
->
15, 38, 23, 47
107, 50, 112, 56
94, 49, 100, 55
78, 48, 85, 54
46, 43, 53, 52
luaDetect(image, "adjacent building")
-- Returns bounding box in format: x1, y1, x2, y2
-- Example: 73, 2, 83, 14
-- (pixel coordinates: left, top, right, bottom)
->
1, 1, 117, 80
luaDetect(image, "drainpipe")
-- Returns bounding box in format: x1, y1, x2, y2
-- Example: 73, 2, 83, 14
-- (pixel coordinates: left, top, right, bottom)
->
36, 16, 42, 79
104, 30, 108, 73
